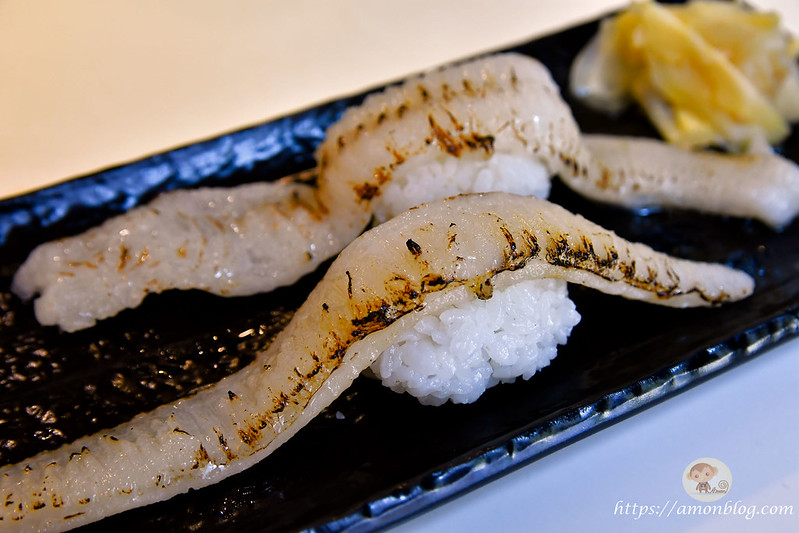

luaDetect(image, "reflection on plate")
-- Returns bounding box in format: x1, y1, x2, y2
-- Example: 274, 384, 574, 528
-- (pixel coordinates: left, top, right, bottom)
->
1, 13, 798, 533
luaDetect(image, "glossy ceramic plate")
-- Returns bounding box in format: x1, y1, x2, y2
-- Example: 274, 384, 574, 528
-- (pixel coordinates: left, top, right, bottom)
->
1, 12, 798, 533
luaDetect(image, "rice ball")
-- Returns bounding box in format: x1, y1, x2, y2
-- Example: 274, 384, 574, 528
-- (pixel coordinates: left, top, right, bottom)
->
370, 278, 580, 405
372, 152, 551, 224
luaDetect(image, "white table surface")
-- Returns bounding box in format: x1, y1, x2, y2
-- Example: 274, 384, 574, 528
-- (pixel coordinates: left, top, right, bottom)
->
1, 1, 797, 532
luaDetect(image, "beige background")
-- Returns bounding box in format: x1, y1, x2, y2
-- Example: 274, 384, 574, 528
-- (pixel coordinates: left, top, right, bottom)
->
0, 0, 795, 199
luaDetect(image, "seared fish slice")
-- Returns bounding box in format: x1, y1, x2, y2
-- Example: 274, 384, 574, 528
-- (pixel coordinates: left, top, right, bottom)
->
13, 53, 786, 332
11, 178, 344, 332
579, 134, 799, 229
0, 193, 753, 531
12, 53, 575, 332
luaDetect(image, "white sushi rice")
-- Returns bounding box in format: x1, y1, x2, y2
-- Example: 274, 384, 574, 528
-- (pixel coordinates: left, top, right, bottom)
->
370, 279, 581, 406
372, 152, 551, 223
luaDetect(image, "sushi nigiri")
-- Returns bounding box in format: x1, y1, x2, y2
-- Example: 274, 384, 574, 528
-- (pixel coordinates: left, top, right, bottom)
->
0, 193, 753, 531
12, 53, 793, 332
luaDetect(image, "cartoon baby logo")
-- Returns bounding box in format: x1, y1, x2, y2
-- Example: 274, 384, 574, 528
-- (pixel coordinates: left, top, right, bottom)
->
682, 457, 732, 502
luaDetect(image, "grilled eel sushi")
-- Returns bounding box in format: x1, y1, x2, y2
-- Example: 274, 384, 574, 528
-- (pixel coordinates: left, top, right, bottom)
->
0, 192, 753, 531
13, 53, 789, 333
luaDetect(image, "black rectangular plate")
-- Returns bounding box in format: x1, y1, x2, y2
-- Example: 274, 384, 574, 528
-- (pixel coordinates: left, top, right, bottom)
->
1, 12, 797, 533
